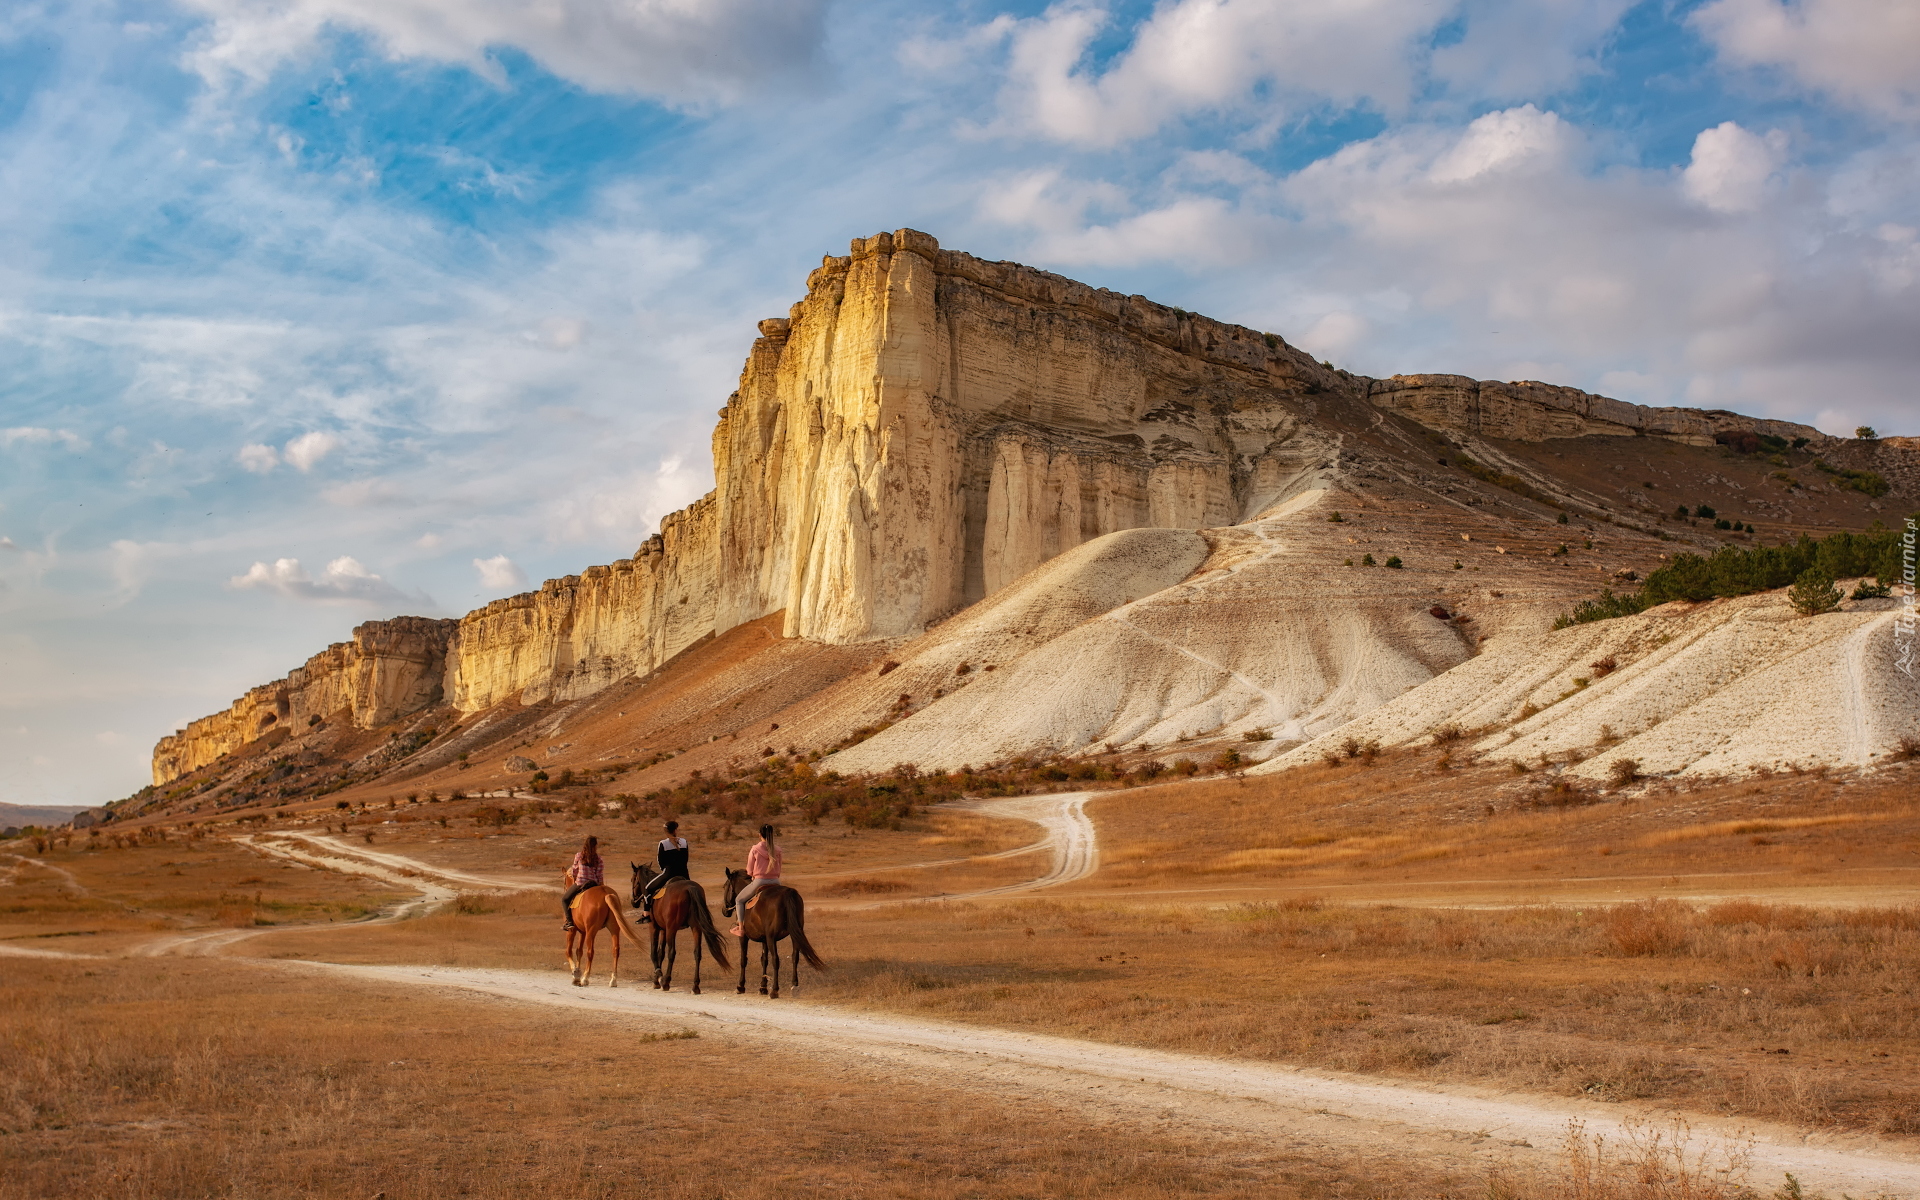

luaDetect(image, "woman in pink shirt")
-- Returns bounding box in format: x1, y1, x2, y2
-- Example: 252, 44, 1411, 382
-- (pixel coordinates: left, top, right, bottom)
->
560, 835, 604, 932
728, 824, 781, 936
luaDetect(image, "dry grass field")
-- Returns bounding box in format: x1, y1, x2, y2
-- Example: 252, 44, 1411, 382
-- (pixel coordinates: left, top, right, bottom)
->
1, 955, 1759, 1200
7, 750, 1918, 1197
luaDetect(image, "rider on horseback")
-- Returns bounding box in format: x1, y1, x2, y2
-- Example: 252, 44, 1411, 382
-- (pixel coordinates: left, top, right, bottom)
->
635, 820, 690, 923
560, 835, 603, 932
727, 824, 781, 937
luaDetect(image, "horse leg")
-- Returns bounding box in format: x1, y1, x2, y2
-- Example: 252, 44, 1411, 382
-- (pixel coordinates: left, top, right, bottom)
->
651, 922, 664, 990
691, 923, 703, 996
576, 927, 594, 987
663, 927, 679, 992
737, 932, 749, 995
769, 934, 782, 1000
608, 918, 620, 988
759, 937, 769, 996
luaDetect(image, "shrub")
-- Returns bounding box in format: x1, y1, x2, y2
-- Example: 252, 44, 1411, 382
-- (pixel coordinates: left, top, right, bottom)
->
452, 893, 495, 915
1212, 748, 1243, 772
1589, 655, 1618, 677
1891, 736, 1920, 763
1813, 459, 1890, 497
1851, 581, 1891, 599
1557, 511, 1569, 524
1604, 899, 1688, 956
1788, 568, 1841, 616
1606, 758, 1640, 787
1241, 727, 1272, 742
1384, 555, 1403, 569
1361, 553, 1375, 566
1327, 511, 1344, 522
1430, 723, 1463, 745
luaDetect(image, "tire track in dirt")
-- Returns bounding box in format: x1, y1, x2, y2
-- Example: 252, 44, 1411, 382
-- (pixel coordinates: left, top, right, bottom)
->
295, 960, 1920, 1200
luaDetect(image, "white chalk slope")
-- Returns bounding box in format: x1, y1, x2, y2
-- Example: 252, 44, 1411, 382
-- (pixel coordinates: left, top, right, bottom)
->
1254, 587, 1918, 780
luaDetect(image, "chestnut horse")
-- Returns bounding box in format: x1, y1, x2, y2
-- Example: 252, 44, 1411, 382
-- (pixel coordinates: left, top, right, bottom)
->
722, 868, 825, 999
564, 879, 646, 988
627, 863, 729, 994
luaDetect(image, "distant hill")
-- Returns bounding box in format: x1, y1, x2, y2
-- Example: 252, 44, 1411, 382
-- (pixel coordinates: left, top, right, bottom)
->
0, 801, 90, 830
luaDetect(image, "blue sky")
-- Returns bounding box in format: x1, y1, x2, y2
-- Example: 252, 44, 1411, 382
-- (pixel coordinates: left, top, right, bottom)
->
2, 0, 1916, 805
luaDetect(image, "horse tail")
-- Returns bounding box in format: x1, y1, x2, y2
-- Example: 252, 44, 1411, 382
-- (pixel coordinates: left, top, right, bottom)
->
787, 892, 826, 971
603, 888, 647, 945
685, 883, 731, 969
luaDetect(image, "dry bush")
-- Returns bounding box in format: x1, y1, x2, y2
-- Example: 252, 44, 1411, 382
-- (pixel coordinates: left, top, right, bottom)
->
1431, 723, 1464, 745
1589, 655, 1619, 678
1607, 758, 1641, 787
451, 891, 496, 915
1604, 899, 1690, 956
1488, 1120, 1753, 1200
821, 877, 910, 896
1892, 735, 1920, 763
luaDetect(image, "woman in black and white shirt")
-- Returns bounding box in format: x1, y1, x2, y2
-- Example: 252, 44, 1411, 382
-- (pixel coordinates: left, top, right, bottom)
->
636, 820, 690, 921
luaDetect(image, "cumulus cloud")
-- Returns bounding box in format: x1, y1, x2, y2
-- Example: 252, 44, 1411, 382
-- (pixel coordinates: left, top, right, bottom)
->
237, 442, 279, 473
992, 0, 1450, 146
472, 554, 526, 590
179, 0, 829, 105
282, 430, 340, 472
0, 537, 17, 551
2, 426, 88, 450
1682, 121, 1789, 214
1692, 0, 1920, 120
1429, 0, 1638, 100
229, 555, 422, 604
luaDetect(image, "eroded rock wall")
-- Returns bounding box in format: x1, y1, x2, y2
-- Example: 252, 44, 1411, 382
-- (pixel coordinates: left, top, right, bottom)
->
151, 617, 456, 784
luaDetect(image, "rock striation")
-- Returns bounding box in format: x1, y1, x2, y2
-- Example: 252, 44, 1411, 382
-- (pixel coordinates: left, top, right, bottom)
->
152, 617, 456, 784
151, 229, 1883, 787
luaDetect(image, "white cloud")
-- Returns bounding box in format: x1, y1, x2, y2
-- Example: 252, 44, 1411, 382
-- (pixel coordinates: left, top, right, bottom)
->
472, 554, 526, 590
1298, 311, 1372, 360
229, 555, 422, 605
1693, 0, 1920, 120
0, 537, 17, 551
1428, 105, 1574, 184
237, 442, 279, 473
282, 430, 340, 472
992, 0, 1451, 147
179, 0, 829, 106
1429, 0, 1638, 100
1682, 121, 1789, 213
2, 426, 89, 450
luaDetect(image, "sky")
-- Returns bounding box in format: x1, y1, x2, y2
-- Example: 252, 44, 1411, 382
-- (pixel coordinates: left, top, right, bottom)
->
2, 0, 1916, 807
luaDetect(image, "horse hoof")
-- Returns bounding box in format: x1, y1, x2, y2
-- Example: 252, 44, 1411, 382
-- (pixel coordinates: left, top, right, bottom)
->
692, 986, 701, 995
736, 986, 746, 994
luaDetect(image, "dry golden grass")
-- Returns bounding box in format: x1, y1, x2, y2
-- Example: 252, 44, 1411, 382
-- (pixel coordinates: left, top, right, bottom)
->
4, 954, 1838, 1200
0, 955, 1758, 1200
794, 894, 1920, 1137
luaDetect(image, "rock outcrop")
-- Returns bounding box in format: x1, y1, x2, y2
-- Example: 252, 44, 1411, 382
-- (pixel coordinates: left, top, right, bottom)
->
152, 617, 456, 784
150, 228, 1908, 788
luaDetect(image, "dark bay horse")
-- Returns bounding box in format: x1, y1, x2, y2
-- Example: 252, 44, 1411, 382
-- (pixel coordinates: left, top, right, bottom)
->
564, 879, 646, 987
628, 863, 728, 994
722, 868, 824, 999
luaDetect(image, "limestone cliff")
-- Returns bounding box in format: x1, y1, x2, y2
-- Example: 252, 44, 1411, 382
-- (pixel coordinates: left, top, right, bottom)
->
149, 228, 1898, 787
152, 617, 455, 784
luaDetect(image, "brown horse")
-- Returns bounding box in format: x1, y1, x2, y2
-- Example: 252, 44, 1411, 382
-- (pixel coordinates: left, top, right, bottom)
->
628, 863, 729, 994
564, 881, 646, 987
722, 868, 825, 999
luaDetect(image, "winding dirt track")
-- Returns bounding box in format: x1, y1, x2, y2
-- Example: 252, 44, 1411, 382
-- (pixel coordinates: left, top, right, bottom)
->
19, 794, 1918, 1195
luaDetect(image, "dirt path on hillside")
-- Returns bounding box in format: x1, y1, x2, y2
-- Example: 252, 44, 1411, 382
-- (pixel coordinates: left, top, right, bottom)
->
295, 960, 1920, 1199
275, 832, 547, 891
950, 792, 1100, 897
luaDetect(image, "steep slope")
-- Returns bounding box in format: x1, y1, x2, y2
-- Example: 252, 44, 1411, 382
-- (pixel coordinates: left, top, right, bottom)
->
1253, 586, 1918, 781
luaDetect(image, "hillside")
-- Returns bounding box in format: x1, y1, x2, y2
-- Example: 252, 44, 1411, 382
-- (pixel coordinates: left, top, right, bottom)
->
109, 228, 1918, 826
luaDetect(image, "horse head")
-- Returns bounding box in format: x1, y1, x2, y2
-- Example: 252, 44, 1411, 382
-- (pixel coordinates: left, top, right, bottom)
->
628, 861, 647, 909
721, 867, 749, 916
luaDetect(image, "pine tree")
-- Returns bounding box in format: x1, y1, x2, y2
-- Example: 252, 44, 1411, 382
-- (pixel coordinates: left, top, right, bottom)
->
1788, 568, 1841, 616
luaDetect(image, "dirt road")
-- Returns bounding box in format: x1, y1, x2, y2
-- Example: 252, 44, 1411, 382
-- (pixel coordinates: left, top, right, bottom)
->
302, 960, 1920, 1198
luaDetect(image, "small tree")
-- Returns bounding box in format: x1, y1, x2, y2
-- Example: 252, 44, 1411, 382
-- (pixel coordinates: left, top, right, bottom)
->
1788, 568, 1841, 616
1855, 425, 1879, 441
1384, 555, 1403, 569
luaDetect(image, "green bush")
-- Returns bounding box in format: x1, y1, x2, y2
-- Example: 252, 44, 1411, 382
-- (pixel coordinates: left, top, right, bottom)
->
1384, 555, 1403, 569
1551, 523, 1912, 628
1813, 459, 1890, 497
1788, 569, 1841, 617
